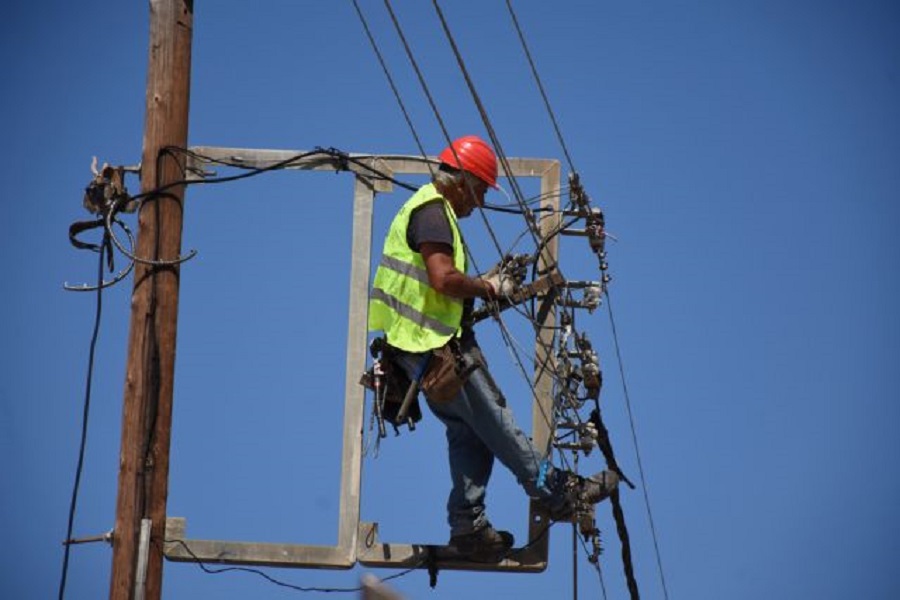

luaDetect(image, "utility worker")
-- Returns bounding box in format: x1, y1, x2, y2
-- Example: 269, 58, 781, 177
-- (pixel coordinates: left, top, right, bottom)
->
368, 135, 618, 561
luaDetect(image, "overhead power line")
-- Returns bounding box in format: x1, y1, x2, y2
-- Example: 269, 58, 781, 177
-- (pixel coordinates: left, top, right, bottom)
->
504, 0, 577, 174
605, 290, 670, 600
351, 0, 433, 175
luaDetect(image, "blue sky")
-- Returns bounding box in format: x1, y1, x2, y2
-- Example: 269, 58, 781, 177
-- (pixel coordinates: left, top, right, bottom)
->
3, 1, 899, 598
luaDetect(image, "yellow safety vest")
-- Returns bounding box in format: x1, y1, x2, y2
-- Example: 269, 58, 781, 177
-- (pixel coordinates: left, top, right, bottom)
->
368, 183, 467, 352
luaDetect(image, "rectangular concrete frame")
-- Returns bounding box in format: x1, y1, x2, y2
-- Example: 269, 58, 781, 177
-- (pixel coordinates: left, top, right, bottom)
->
164, 147, 561, 573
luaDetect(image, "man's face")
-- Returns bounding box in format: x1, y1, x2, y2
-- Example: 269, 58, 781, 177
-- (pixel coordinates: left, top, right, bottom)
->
458, 174, 489, 218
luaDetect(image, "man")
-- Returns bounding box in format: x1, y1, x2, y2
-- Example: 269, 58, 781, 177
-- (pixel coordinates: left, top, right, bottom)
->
368, 135, 618, 561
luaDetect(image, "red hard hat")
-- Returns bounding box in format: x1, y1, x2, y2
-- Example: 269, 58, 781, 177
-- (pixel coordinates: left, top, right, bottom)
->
438, 135, 499, 189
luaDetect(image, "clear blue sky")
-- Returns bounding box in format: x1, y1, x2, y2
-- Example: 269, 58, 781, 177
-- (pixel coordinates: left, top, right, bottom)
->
3, 1, 898, 598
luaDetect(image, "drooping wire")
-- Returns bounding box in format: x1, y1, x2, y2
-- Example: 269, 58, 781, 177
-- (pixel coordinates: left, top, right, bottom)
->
605, 289, 669, 600
577, 532, 609, 600
504, 0, 577, 175
162, 538, 423, 593
351, 0, 433, 176
65, 217, 136, 292
58, 232, 107, 600
163, 147, 419, 193
484, 185, 570, 212
67, 147, 424, 292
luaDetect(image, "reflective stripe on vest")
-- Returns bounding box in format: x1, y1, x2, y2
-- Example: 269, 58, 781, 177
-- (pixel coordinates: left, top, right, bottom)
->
379, 255, 430, 286
369, 288, 458, 337
367, 183, 466, 353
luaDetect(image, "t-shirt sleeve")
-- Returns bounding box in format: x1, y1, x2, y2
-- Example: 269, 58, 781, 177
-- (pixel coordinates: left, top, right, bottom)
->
407, 201, 454, 251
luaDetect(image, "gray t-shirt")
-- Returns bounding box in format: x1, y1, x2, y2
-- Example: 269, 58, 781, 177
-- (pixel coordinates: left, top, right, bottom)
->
407, 200, 453, 251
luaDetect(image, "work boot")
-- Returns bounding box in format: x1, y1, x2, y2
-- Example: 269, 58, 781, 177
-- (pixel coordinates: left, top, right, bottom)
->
549, 469, 619, 521
448, 524, 514, 562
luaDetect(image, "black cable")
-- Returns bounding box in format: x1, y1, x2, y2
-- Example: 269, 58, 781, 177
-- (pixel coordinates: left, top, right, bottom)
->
162, 538, 425, 593
430, 0, 541, 250
351, 0, 433, 175
172, 146, 419, 192
58, 234, 106, 600
84, 146, 417, 280
576, 532, 608, 600
609, 489, 640, 600
131, 147, 354, 205
382, 0, 455, 169
504, 0, 577, 174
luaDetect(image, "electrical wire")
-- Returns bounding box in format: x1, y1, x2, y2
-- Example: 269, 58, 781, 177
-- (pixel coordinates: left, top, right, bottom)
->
351, 0, 433, 176
504, 0, 577, 175
385, 0, 625, 563
58, 234, 106, 600
162, 538, 424, 593
164, 523, 558, 591
605, 289, 670, 600
417, 2, 578, 468
66, 145, 425, 291
163, 146, 419, 193
470, 6, 663, 593
577, 533, 608, 600
379, 0, 561, 470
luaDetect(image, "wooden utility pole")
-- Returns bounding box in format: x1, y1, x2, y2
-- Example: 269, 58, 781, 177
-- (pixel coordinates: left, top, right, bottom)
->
109, 1, 193, 599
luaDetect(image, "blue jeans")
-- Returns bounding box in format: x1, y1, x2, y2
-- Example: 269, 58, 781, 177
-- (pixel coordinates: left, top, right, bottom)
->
392, 338, 568, 536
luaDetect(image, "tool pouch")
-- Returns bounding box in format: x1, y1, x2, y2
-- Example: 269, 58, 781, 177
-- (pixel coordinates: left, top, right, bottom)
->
421, 340, 479, 403
382, 357, 421, 423
360, 345, 422, 425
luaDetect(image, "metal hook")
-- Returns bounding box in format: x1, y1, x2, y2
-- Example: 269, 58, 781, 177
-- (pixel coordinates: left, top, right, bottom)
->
104, 201, 198, 267
64, 218, 136, 292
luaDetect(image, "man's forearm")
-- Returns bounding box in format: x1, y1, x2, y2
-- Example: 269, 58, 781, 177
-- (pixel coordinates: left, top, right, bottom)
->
435, 268, 494, 300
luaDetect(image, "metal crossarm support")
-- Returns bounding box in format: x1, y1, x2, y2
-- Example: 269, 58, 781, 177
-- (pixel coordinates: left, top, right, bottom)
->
165, 148, 561, 572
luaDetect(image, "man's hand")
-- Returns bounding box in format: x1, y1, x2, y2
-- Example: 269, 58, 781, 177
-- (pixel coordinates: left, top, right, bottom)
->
480, 254, 529, 299
481, 270, 519, 299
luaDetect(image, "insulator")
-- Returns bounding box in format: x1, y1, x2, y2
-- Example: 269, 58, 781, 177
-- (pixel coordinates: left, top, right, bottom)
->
583, 284, 602, 312
583, 362, 601, 400
579, 422, 598, 454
